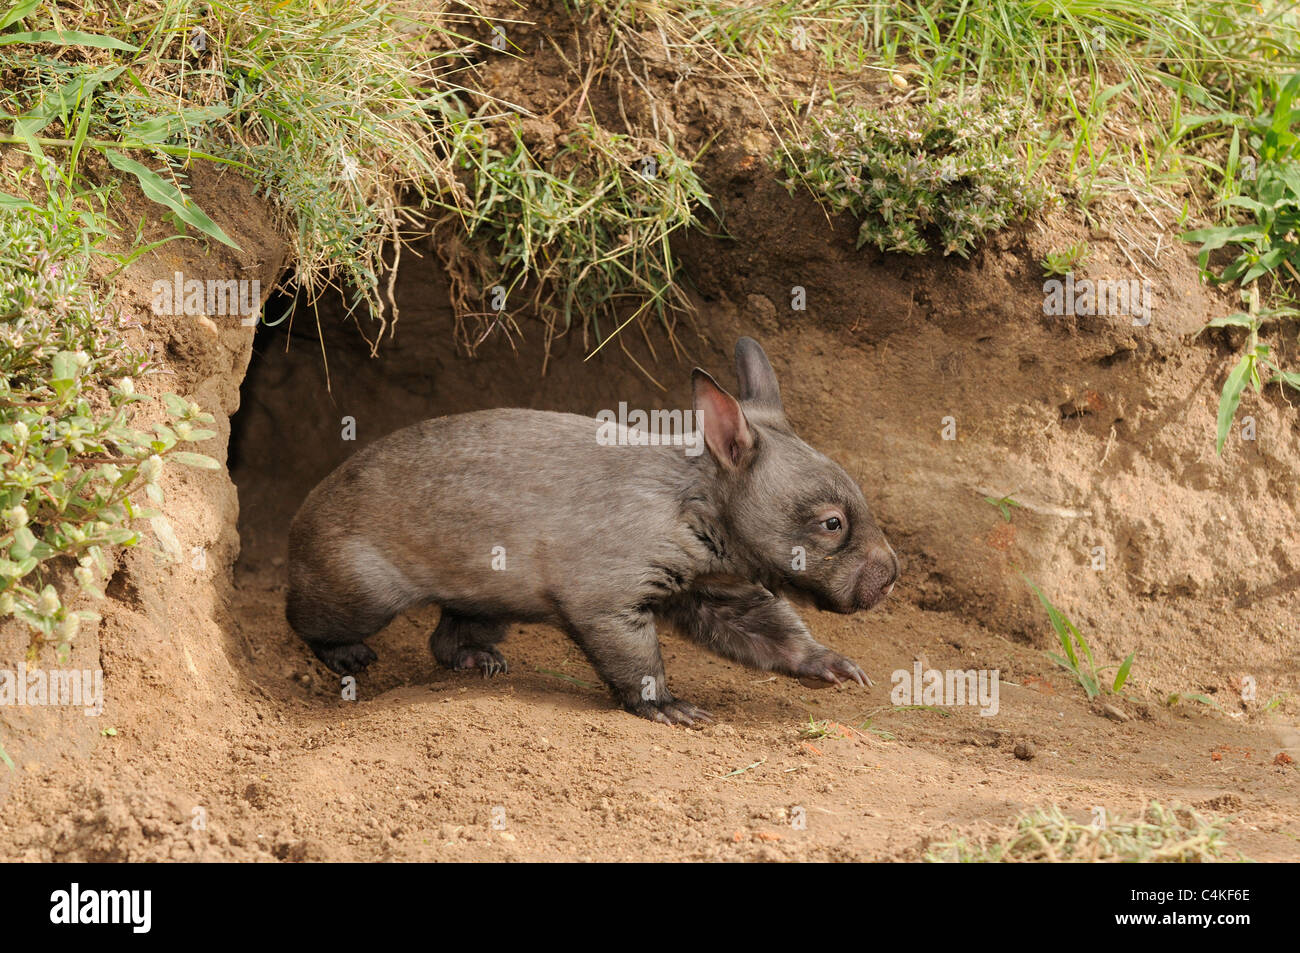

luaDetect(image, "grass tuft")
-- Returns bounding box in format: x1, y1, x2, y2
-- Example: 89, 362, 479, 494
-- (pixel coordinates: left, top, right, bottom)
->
927, 801, 1233, 862
444, 119, 714, 357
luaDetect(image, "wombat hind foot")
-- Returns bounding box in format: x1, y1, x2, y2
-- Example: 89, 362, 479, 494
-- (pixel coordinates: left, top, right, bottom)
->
626, 694, 713, 728
430, 612, 508, 677
449, 646, 509, 678
313, 642, 378, 675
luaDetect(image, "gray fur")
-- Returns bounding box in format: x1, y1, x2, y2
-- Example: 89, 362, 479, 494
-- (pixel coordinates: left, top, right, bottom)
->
286, 337, 898, 725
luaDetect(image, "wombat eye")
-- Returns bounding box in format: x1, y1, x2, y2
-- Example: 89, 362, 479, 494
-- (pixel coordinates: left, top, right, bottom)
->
821, 516, 843, 532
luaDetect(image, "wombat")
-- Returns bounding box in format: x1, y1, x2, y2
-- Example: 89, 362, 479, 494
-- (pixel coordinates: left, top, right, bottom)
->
286, 337, 898, 725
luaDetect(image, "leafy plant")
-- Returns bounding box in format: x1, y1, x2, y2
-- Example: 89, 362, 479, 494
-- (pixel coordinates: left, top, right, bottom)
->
1165, 692, 1224, 712
800, 716, 860, 740
0, 188, 218, 657
1023, 575, 1133, 700
1184, 73, 1300, 289
0, 0, 468, 336
0, 6, 239, 252
779, 98, 1049, 258
859, 720, 895, 741
1195, 292, 1300, 454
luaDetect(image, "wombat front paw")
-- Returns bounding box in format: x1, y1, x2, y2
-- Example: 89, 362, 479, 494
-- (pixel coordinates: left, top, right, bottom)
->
627, 695, 714, 728
796, 651, 872, 690
448, 646, 509, 678
314, 642, 378, 675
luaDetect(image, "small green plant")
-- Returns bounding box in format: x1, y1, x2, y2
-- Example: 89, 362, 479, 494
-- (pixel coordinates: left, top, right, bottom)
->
926, 802, 1231, 863
1263, 693, 1288, 713
983, 493, 1022, 522
1040, 241, 1090, 276
859, 720, 895, 741
0, 7, 239, 252
800, 716, 865, 740
1196, 291, 1300, 454
1184, 73, 1300, 289
1165, 692, 1224, 712
800, 716, 837, 739
779, 98, 1050, 258
887, 704, 950, 717
1023, 575, 1133, 700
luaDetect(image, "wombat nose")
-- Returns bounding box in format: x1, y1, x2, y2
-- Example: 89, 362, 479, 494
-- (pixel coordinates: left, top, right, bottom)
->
870, 545, 900, 586
853, 544, 899, 611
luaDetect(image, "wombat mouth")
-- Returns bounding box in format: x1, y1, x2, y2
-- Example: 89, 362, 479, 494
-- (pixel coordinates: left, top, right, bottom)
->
688, 575, 846, 614
780, 577, 900, 615
777, 585, 815, 608
778, 584, 855, 615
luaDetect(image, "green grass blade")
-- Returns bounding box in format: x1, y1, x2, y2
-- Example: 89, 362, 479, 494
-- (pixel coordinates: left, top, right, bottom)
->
0, 29, 138, 51
0, 191, 38, 210
1216, 351, 1253, 454
1114, 652, 1135, 692
104, 150, 240, 250
0, 0, 40, 31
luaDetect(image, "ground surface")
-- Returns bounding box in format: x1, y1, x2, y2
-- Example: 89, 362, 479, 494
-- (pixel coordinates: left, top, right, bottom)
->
5, 237, 1297, 861
1, 2, 1298, 861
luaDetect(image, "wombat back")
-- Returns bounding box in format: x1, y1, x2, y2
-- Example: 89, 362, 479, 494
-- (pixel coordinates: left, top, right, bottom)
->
286, 408, 698, 668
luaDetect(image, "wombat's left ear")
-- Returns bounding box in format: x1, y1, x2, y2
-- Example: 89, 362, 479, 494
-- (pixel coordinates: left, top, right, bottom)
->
692, 368, 754, 469
734, 337, 784, 415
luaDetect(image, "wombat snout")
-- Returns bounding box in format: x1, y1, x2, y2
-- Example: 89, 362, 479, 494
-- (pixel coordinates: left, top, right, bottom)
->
853, 544, 900, 611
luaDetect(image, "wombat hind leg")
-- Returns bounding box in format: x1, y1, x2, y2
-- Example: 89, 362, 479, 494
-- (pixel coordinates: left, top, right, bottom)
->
312, 641, 378, 675
430, 612, 509, 677
287, 588, 388, 674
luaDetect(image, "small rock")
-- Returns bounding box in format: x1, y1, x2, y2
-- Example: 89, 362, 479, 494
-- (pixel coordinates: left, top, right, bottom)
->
1099, 701, 1130, 722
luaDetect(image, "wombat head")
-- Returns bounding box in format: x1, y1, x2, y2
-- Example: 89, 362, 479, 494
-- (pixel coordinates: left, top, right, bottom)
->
693, 338, 898, 613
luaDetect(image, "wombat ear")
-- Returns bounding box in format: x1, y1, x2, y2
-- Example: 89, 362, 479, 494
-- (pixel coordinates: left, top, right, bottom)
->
734, 337, 784, 415
692, 368, 754, 469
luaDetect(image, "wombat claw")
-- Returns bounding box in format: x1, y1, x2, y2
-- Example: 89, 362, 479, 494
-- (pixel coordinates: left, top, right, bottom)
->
628, 696, 714, 728
451, 647, 509, 678
796, 653, 872, 690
